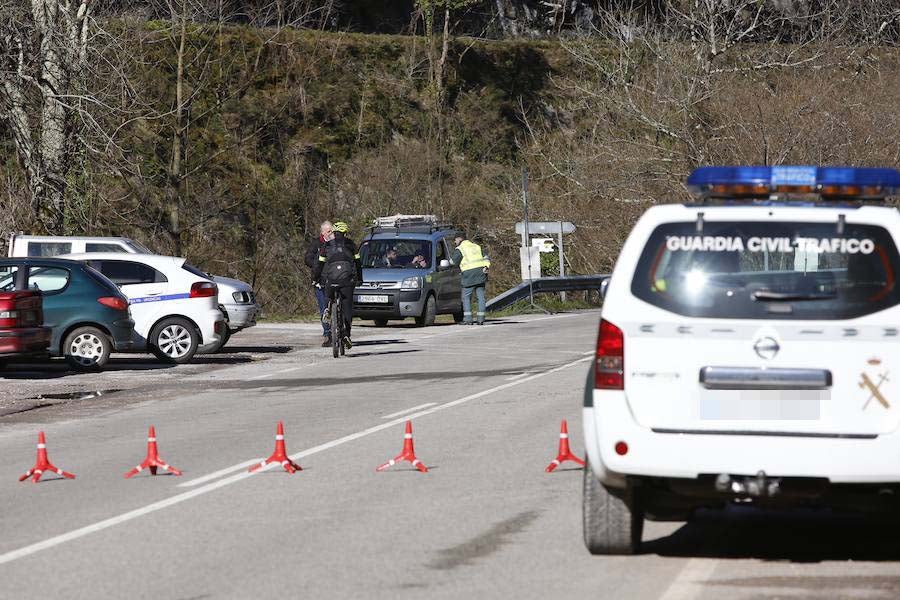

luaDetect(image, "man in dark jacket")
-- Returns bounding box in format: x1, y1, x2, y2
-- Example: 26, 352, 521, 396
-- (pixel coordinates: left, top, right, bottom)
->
305, 221, 332, 346
312, 221, 362, 348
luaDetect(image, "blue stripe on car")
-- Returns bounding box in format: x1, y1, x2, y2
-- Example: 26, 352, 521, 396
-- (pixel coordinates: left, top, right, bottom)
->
130, 293, 191, 304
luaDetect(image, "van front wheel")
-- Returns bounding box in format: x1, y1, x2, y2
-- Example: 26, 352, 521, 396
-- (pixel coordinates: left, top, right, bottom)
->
583, 460, 643, 555
415, 295, 436, 327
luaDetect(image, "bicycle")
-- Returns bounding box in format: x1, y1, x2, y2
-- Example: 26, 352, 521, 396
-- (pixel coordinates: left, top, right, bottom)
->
327, 284, 347, 358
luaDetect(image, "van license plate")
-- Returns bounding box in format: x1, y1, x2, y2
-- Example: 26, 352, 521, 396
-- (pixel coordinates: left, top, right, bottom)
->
358, 295, 389, 304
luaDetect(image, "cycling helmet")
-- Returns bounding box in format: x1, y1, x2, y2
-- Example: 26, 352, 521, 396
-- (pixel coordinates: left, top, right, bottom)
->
333, 221, 349, 233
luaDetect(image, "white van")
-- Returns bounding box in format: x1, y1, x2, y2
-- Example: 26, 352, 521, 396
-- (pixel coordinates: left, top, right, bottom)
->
584, 166, 900, 555
7, 234, 259, 350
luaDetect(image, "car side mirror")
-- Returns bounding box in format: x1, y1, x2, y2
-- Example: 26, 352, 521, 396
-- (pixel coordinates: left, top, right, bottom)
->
439, 259, 451, 270
600, 277, 610, 300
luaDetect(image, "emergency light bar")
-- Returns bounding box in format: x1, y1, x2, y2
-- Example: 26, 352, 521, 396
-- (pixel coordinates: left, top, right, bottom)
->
687, 166, 900, 200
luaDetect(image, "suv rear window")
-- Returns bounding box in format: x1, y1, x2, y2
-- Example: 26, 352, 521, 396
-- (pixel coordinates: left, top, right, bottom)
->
632, 221, 900, 320
27, 242, 71, 257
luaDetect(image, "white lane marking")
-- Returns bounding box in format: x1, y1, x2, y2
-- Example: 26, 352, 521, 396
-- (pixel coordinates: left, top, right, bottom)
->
505, 372, 529, 381
656, 558, 720, 600
381, 403, 437, 419
0, 355, 592, 567
582, 350, 594, 355
249, 363, 315, 381
177, 459, 262, 487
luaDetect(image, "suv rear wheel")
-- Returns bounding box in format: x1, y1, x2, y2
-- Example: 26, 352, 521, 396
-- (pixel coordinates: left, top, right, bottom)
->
150, 317, 199, 364
415, 295, 436, 327
64, 326, 112, 370
583, 460, 643, 555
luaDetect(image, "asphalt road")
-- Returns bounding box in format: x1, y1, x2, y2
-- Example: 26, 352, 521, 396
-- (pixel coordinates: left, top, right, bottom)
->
1, 311, 900, 599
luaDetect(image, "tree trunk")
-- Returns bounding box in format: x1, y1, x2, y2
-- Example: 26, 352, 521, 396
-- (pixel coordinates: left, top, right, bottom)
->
166, 11, 189, 256
1, 0, 92, 232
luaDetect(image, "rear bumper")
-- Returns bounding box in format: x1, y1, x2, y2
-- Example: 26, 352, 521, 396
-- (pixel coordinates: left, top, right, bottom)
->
353, 288, 425, 319
585, 389, 900, 485
197, 312, 226, 352
0, 327, 51, 356
110, 318, 136, 351
221, 302, 260, 330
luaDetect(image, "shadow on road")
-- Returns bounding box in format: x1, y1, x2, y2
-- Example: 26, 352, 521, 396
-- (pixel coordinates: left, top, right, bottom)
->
220, 345, 293, 354
1, 352, 261, 379
346, 349, 421, 358
226, 364, 557, 389
645, 506, 900, 562
361, 322, 458, 329
352, 339, 409, 347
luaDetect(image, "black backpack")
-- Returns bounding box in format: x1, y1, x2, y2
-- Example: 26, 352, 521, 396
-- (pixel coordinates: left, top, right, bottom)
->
322, 240, 356, 286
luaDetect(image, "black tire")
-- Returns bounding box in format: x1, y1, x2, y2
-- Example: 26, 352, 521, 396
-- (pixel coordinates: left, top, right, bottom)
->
415, 295, 436, 327
452, 311, 464, 323
331, 300, 341, 358
373, 319, 389, 327
205, 327, 231, 354
583, 460, 643, 555
63, 326, 112, 370
150, 317, 199, 364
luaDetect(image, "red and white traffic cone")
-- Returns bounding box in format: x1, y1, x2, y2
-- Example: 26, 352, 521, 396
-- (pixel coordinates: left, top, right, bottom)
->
376, 420, 428, 473
124, 426, 182, 478
545, 420, 585, 472
249, 421, 302, 474
18, 431, 76, 483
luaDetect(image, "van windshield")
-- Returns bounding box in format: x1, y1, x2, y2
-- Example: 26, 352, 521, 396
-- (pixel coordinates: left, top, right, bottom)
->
631, 221, 900, 319
360, 239, 431, 269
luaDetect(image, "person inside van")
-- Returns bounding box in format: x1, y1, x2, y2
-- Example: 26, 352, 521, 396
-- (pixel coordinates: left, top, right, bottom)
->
381, 248, 400, 268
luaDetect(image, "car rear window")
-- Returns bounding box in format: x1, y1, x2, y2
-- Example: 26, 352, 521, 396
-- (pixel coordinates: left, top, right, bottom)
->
83, 264, 125, 293
631, 221, 900, 320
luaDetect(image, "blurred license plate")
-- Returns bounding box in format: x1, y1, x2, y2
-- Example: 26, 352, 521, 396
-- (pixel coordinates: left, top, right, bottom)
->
358, 294, 389, 303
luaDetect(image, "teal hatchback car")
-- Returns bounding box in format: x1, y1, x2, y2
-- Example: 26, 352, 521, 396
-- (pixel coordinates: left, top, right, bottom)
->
0, 258, 134, 369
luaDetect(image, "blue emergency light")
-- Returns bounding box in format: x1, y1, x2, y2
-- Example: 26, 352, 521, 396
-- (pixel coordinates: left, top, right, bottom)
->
686, 166, 900, 200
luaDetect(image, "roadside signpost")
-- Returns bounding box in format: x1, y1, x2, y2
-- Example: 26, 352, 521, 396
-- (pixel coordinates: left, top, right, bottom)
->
515, 219, 577, 301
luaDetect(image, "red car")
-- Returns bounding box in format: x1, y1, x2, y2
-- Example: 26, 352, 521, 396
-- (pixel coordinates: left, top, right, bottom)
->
0, 290, 51, 366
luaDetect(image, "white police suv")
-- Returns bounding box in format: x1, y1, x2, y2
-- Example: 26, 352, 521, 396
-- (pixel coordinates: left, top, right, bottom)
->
584, 166, 900, 555
61, 253, 225, 363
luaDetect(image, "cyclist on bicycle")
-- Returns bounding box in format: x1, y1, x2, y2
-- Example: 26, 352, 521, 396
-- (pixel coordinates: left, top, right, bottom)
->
313, 221, 362, 349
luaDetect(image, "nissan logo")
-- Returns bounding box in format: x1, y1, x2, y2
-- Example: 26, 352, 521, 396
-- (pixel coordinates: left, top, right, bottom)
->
753, 337, 780, 360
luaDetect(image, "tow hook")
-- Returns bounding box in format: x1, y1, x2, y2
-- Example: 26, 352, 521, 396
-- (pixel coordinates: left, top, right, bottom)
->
715, 471, 781, 497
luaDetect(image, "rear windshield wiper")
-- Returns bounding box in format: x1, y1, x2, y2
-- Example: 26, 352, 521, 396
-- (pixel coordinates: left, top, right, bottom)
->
752, 290, 836, 302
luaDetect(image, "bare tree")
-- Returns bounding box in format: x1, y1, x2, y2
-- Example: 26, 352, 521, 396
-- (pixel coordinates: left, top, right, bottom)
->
0, 0, 94, 230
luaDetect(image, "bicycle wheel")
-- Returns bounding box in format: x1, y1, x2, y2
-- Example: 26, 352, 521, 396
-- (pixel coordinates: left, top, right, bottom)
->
338, 291, 346, 355
331, 297, 341, 358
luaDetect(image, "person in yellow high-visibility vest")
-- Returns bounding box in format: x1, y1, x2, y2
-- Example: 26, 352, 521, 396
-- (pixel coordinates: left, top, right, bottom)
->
451, 234, 491, 325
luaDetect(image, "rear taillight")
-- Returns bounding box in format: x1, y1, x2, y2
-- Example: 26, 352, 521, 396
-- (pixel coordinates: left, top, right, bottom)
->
98, 296, 128, 311
0, 310, 18, 327
190, 281, 217, 298
595, 319, 624, 390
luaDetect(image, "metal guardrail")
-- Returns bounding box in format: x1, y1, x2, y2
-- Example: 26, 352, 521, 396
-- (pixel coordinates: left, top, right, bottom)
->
485, 274, 610, 312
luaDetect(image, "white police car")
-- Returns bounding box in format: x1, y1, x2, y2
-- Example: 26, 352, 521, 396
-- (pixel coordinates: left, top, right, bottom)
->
61, 253, 225, 363
584, 166, 900, 554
